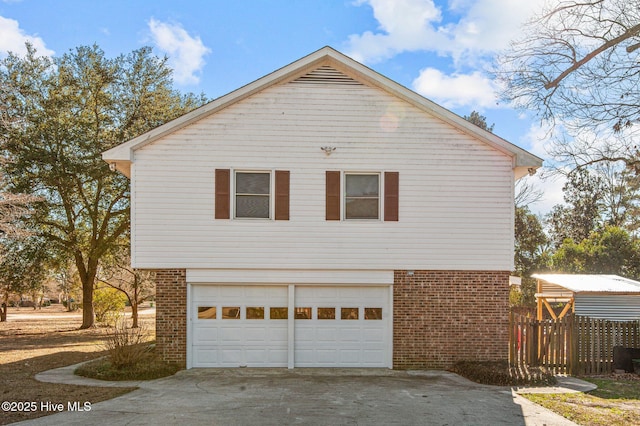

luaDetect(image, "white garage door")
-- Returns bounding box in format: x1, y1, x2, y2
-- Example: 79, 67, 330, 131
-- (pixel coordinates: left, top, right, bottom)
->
294, 286, 389, 367
191, 285, 289, 367
190, 285, 390, 368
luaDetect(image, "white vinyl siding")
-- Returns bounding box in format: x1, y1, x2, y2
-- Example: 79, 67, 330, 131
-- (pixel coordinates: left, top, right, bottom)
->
131, 82, 515, 270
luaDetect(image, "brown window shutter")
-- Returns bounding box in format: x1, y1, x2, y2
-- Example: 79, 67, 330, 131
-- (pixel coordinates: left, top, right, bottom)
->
215, 169, 230, 219
275, 170, 290, 220
384, 172, 399, 221
326, 171, 341, 220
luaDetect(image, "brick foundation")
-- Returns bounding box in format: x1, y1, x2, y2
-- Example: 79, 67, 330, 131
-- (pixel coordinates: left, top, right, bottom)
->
155, 269, 187, 367
393, 270, 510, 369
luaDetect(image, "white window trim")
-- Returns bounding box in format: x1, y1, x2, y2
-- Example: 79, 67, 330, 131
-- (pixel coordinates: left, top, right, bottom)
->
232, 169, 275, 220
342, 171, 382, 221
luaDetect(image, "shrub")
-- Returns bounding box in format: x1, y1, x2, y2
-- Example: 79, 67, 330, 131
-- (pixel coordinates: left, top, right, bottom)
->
75, 348, 180, 381
93, 287, 126, 325
104, 318, 151, 369
449, 360, 557, 387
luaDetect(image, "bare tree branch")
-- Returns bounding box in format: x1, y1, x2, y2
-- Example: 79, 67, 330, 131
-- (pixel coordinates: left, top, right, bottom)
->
544, 23, 640, 89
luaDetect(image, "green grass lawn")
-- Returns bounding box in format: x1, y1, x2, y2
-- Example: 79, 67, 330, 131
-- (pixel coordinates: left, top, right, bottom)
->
523, 377, 640, 426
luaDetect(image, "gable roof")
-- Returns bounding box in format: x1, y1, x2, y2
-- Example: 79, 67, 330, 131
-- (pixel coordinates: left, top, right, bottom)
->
532, 274, 640, 294
103, 46, 543, 178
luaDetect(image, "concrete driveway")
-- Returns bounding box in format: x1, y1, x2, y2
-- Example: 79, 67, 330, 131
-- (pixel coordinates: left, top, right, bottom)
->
22, 368, 579, 425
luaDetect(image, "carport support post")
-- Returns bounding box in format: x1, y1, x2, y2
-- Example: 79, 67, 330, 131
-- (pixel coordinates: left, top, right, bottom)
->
288, 284, 295, 369
536, 278, 543, 363
536, 279, 543, 321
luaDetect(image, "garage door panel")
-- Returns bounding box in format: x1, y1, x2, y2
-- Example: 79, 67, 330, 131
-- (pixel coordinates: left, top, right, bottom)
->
340, 350, 361, 363
317, 350, 338, 362
244, 327, 270, 341
193, 328, 218, 343
220, 348, 243, 364
268, 327, 287, 341
245, 349, 267, 362
316, 328, 339, 342
338, 327, 361, 341
218, 327, 244, 342
363, 328, 385, 342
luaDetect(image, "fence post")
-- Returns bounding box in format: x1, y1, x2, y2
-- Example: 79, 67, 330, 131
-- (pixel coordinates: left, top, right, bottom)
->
509, 311, 515, 367
530, 318, 539, 366
568, 314, 577, 376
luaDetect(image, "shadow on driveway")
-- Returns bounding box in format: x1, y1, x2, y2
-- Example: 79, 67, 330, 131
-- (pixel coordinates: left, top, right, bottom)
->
21, 368, 577, 425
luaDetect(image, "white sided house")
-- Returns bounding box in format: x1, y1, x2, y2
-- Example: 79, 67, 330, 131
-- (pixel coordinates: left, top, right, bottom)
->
103, 47, 542, 369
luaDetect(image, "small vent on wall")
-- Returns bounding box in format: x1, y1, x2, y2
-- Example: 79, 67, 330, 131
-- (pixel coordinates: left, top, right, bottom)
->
292, 65, 363, 85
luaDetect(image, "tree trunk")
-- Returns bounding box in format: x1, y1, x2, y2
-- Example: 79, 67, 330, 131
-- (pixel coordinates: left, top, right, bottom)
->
80, 284, 94, 329
78, 262, 97, 329
0, 292, 7, 322
65, 291, 72, 312
76, 252, 100, 329
131, 302, 138, 328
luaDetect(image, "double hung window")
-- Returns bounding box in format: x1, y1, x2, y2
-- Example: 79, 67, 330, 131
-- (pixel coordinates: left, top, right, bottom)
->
235, 172, 270, 219
214, 169, 289, 220
345, 173, 379, 220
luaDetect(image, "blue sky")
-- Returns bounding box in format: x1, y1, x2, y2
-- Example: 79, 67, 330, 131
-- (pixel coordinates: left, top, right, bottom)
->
0, 0, 563, 213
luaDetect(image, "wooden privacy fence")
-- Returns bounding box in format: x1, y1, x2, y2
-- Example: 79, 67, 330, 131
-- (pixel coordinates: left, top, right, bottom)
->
509, 312, 640, 375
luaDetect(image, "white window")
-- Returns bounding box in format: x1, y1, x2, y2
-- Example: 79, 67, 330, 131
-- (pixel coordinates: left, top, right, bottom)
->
344, 173, 380, 220
235, 171, 271, 218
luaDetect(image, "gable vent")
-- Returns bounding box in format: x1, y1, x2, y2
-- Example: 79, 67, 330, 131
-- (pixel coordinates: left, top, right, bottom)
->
292, 65, 363, 85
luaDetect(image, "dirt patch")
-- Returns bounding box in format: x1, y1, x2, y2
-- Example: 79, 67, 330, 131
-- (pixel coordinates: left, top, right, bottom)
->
0, 305, 154, 424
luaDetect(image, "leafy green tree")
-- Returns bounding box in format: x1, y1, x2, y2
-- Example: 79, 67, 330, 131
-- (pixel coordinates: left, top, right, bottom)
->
515, 207, 549, 275
0, 44, 205, 328
551, 238, 585, 274
600, 165, 640, 232
0, 237, 49, 320
512, 206, 549, 306
547, 168, 604, 247
551, 226, 640, 278
583, 226, 640, 278
463, 110, 494, 133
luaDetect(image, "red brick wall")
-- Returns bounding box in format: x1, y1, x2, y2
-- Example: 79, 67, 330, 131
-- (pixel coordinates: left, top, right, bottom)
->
393, 270, 510, 369
155, 269, 187, 367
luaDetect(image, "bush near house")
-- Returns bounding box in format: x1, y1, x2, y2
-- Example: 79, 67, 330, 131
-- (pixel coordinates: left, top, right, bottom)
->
93, 287, 126, 325
75, 319, 180, 381
450, 360, 557, 386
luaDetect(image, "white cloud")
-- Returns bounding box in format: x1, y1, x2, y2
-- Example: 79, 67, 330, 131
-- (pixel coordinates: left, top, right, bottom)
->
148, 18, 211, 85
412, 67, 498, 108
346, 0, 445, 63
0, 15, 54, 57
346, 0, 547, 66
